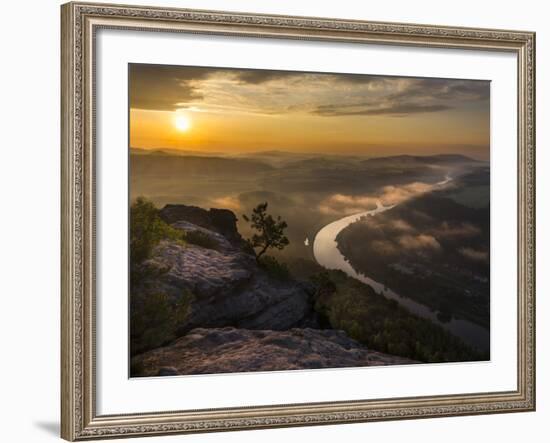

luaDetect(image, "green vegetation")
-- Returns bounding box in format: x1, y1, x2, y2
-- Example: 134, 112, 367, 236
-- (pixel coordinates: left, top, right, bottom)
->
130, 197, 191, 356
258, 255, 291, 281
286, 257, 325, 280
130, 196, 185, 264
312, 270, 488, 363
242, 202, 289, 262
130, 290, 194, 356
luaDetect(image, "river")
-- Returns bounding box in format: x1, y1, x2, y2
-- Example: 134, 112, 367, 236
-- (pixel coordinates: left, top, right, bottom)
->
312, 179, 490, 353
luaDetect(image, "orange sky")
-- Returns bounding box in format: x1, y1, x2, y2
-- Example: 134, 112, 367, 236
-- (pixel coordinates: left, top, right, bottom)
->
129, 64, 490, 159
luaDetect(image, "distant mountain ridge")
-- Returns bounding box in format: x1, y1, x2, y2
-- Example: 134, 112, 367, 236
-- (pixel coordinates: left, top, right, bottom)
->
131, 149, 483, 174
362, 153, 482, 165
130, 147, 227, 157
131, 148, 483, 164
131, 151, 273, 176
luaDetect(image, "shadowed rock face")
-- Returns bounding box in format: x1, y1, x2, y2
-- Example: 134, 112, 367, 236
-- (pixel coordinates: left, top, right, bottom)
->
131, 327, 418, 376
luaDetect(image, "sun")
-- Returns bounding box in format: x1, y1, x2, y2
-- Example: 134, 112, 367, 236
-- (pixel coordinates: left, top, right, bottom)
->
174, 114, 192, 132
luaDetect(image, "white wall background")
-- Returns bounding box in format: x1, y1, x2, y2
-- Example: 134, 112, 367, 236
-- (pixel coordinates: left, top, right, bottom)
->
0, 0, 547, 442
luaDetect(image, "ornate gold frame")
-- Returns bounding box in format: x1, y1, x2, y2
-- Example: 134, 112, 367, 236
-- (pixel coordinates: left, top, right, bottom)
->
61, 2, 536, 440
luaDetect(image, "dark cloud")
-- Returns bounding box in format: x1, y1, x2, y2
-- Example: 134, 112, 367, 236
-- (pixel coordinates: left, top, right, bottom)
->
129, 64, 212, 111
312, 78, 488, 117
333, 74, 386, 85
234, 70, 301, 85
391, 78, 489, 102
234, 70, 387, 86
313, 103, 452, 117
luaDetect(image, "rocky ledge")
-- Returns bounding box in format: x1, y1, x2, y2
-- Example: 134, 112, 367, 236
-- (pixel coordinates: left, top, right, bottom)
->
131, 327, 417, 376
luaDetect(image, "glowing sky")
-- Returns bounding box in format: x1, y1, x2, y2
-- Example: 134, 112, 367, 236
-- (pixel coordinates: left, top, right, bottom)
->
129, 64, 490, 159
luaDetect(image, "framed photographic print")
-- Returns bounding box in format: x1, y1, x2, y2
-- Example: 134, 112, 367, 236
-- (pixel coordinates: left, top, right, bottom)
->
61, 2, 536, 440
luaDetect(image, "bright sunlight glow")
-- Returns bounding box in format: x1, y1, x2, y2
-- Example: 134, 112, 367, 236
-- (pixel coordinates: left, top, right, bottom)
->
174, 115, 191, 132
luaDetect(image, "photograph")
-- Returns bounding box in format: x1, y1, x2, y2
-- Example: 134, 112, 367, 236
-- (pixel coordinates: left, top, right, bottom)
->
128, 64, 491, 377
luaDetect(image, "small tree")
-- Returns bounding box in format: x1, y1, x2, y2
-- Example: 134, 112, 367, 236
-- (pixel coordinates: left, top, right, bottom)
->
242, 202, 289, 262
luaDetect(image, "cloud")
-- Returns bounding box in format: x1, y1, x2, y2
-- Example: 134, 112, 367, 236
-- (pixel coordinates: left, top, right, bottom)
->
129, 64, 489, 120
313, 103, 451, 117
318, 180, 440, 217
234, 70, 303, 85
390, 219, 415, 232
391, 78, 489, 102
434, 222, 481, 238
380, 182, 434, 206
459, 247, 489, 262
372, 239, 398, 256
210, 195, 242, 212
311, 77, 489, 117
330, 194, 378, 207
398, 234, 441, 251
234, 70, 387, 86
318, 193, 379, 215
129, 64, 212, 111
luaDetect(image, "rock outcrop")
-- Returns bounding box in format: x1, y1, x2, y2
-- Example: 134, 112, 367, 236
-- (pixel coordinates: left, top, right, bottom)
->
159, 204, 247, 249
136, 205, 320, 340
131, 327, 417, 376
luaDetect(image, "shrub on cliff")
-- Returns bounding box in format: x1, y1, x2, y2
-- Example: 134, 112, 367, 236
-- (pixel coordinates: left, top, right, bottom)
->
130, 197, 194, 357
258, 255, 290, 281
130, 196, 184, 264
130, 290, 194, 356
